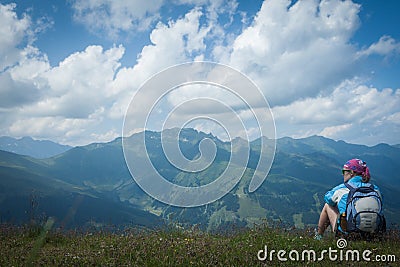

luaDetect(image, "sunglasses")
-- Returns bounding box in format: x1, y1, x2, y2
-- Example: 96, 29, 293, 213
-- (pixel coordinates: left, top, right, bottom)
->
342, 169, 352, 175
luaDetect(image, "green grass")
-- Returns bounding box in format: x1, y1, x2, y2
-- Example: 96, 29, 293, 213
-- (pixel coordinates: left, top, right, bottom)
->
1, 222, 399, 266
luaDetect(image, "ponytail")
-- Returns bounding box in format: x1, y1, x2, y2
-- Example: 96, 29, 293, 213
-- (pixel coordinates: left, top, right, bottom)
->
361, 164, 370, 183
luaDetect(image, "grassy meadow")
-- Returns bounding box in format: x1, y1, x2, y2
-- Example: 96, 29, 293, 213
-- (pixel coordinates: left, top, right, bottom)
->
1, 220, 399, 266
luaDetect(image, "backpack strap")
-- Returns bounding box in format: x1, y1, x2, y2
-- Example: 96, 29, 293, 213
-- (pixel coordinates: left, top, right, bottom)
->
345, 181, 374, 192
344, 182, 356, 205
344, 182, 354, 190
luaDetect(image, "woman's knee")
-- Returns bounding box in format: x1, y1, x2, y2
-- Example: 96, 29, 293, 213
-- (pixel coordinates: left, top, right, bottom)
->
321, 203, 330, 212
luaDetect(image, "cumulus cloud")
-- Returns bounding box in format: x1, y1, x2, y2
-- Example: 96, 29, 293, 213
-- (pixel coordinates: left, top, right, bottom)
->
7, 111, 120, 146
36, 45, 124, 117
0, 73, 40, 108
0, 5, 50, 109
272, 79, 400, 144
70, 0, 164, 38
0, 3, 30, 72
0, 3, 126, 145
227, 0, 361, 106
1, 4, 215, 145
109, 8, 212, 120
70, 0, 239, 39
141, 8, 208, 67
4, 44, 123, 125
357, 35, 400, 57
5, 45, 125, 145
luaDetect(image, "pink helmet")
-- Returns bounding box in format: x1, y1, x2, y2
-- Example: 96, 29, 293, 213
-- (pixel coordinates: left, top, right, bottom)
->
343, 158, 370, 179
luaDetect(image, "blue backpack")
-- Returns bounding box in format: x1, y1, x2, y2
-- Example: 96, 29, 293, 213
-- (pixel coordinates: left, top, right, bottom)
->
344, 182, 386, 234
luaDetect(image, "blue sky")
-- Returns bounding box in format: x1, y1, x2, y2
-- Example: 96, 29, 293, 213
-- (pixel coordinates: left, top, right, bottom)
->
1, 0, 399, 146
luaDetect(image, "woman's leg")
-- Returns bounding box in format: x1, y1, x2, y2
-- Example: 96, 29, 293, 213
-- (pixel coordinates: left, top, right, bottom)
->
317, 203, 339, 235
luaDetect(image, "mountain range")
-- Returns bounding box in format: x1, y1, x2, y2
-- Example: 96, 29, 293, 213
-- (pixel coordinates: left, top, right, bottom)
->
0, 129, 399, 231
0, 136, 71, 159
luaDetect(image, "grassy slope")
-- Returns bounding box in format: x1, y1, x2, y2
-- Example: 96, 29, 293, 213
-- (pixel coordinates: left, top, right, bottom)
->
1, 223, 399, 266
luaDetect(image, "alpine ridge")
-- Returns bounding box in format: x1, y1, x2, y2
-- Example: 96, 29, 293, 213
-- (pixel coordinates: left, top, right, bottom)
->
1, 129, 399, 230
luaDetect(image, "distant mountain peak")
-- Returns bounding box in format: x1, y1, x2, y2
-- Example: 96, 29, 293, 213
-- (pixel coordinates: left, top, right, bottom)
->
0, 136, 72, 159
20, 136, 34, 141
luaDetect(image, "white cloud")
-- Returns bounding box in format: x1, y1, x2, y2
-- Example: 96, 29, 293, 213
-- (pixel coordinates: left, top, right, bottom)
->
227, 0, 361, 106
2, 7, 214, 145
9, 46, 50, 83
0, 5, 49, 109
172, 0, 238, 21
0, 3, 52, 72
357, 35, 400, 57
109, 8, 213, 120
0, 2, 126, 145
3, 45, 125, 145
7, 112, 113, 146
320, 123, 352, 138
0, 3, 30, 71
167, 83, 243, 110
142, 8, 209, 66
71, 0, 164, 38
272, 80, 400, 145
387, 112, 400, 125
20, 45, 125, 118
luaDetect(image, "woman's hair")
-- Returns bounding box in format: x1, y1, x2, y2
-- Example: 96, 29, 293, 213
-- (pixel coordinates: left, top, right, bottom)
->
361, 174, 370, 183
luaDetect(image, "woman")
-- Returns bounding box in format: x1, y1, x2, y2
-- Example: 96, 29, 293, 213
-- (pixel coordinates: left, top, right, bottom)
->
314, 158, 383, 240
